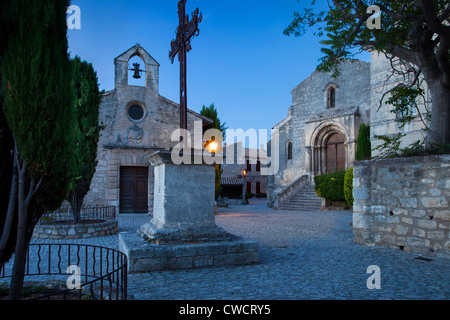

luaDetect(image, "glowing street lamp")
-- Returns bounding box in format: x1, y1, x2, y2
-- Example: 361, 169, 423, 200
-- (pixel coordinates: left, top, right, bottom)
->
208, 140, 218, 157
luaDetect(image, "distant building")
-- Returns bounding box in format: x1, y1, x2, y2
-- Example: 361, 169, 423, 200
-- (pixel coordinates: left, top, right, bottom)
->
221, 142, 268, 201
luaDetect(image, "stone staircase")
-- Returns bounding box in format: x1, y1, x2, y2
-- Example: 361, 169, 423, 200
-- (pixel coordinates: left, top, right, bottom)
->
278, 185, 323, 211
273, 175, 323, 212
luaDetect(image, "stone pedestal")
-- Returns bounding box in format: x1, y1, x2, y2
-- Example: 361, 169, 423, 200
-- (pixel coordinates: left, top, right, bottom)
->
137, 150, 230, 242
119, 150, 259, 273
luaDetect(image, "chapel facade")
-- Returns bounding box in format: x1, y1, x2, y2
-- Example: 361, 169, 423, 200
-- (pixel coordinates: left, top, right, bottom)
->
83, 44, 212, 214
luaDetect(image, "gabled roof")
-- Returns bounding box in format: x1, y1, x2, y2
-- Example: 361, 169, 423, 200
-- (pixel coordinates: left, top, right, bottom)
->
306, 106, 360, 124
221, 177, 245, 186
272, 116, 292, 130
114, 43, 160, 67
158, 95, 214, 124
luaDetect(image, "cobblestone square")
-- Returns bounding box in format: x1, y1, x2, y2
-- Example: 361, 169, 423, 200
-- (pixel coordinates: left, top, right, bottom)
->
22, 199, 449, 300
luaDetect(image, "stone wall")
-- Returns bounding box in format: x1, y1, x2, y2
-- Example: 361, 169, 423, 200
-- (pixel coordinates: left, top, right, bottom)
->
369, 51, 429, 156
353, 155, 450, 259
33, 221, 118, 240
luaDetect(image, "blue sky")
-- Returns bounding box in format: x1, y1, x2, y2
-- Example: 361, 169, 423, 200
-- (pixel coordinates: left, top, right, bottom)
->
68, 0, 370, 143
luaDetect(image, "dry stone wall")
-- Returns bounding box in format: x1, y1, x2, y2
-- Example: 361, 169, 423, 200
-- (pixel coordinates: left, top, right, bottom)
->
353, 155, 450, 259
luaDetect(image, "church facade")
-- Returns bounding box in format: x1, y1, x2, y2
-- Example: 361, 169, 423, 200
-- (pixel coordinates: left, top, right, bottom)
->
267, 51, 430, 208
84, 44, 212, 214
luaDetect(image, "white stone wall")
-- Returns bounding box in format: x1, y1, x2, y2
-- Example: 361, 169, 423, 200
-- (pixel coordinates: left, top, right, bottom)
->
369, 51, 430, 155
353, 155, 450, 259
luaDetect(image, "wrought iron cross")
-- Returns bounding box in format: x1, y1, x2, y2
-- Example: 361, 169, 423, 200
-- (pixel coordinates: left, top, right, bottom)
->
169, 0, 202, 133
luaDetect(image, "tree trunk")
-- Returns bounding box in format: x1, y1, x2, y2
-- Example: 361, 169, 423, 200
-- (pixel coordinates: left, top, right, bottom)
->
7, 208, 28, 300
7, 153, 42, 300
426, 80, 450, 149
8, 162, 29, 300
70, 193, 83, 224
0, 156, 17, 264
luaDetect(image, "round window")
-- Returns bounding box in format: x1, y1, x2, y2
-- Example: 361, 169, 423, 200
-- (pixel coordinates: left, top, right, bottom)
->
128, 104, 144, 121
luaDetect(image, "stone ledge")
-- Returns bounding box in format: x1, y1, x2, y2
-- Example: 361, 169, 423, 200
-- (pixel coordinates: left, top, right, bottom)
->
119, 232, 259, 273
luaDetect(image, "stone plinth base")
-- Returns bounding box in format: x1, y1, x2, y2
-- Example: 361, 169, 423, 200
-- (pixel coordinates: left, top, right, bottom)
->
119, 232, 259, 273
137, 222, 232, 243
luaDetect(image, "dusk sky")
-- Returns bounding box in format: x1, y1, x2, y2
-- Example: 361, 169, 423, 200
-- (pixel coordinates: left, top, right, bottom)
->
67, 0, 370, 146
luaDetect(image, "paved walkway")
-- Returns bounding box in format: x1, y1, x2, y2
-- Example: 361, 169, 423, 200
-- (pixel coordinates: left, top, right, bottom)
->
10, 199, 450, 299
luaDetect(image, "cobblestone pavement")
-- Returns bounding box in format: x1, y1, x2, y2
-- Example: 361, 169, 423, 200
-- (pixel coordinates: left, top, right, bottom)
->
6, 199, 450, 300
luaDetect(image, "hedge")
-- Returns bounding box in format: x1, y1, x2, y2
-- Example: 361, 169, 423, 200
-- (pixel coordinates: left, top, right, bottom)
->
344, 167, 354, 205
314, 171, 346, 202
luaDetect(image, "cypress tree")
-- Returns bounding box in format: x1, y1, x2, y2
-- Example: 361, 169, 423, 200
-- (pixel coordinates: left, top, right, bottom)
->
69, 56, 103, 224
1, 0, 75, 299
356, 123, 371, 160
0, 0, 17, 267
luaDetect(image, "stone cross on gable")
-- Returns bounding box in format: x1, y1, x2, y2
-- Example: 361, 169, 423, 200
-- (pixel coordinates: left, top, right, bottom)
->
169, 0, 202, 135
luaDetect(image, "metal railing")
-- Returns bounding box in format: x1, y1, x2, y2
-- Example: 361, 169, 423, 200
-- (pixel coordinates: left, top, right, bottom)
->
38, 206, 117, 225
1, 244, 128, 300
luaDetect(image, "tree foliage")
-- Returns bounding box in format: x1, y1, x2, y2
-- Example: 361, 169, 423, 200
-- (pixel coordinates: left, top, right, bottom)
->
200, 103, 226, 200
200, 103, 227, 137
285, 0, 450, 148
356, 123, 371, 160
69, 56, 103, 224
0, 0, 75, 299
344, 167, 354, 206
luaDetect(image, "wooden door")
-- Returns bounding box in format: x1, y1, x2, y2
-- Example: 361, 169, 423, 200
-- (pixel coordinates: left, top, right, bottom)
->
326, 134, 345, 173
120, 166, 148, 214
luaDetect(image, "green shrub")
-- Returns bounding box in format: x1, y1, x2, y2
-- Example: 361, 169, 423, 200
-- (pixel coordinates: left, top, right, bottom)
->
314, 171, 346, 202
356, 123, 371, 160
344, 168, 353, 206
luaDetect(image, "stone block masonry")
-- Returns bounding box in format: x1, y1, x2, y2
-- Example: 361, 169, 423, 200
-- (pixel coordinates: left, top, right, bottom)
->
119, 232, 259, 273
33, 221, 118, 240
353, 155, 450, 259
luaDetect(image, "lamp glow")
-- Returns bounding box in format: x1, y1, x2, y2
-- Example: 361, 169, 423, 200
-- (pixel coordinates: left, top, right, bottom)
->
208, 141, 218, 155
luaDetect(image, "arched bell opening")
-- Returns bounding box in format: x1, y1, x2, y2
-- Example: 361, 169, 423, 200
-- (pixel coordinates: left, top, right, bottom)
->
128, 55, 146, 87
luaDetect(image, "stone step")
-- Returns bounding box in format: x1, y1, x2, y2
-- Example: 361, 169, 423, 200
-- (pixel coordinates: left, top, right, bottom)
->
278, 185, 322, 211
291, 194, 320, 199
280, 203, 321, 208
281, 201, 322, 206
278, 205, 321, 211
283, 201, 322, 207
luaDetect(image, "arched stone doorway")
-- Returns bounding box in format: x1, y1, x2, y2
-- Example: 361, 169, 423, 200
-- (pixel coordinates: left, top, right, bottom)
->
309, 125, 348, 177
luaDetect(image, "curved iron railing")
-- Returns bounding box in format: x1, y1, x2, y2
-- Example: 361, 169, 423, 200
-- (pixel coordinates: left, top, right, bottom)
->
38, 206, 117, 225
0, 243, 127, 300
